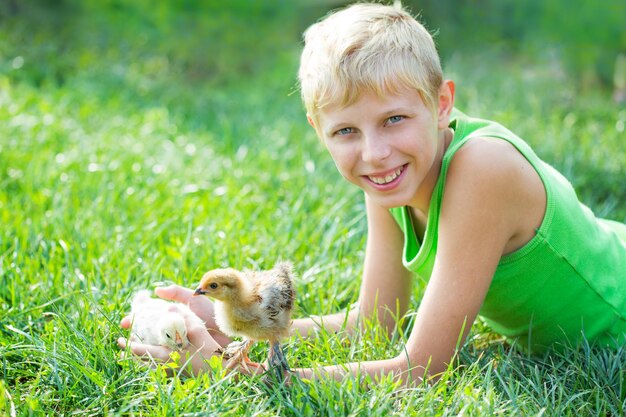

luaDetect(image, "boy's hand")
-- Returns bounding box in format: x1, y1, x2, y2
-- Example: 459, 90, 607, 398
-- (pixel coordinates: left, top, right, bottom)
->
118, 285, 217, 333
118, 314, 263, 378
118, 307, 222, 376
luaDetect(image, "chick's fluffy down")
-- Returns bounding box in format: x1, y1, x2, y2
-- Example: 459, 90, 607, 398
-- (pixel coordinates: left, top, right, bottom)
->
130, 290, 204, 350
214, 264, 295, 341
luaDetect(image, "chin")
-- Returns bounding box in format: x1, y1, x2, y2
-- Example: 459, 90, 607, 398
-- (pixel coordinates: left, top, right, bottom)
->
368, 187, 415, 208
370, 195, 408, 210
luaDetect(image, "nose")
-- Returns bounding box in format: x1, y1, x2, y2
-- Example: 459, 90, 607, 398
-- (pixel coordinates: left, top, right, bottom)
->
361, 133, 391, 163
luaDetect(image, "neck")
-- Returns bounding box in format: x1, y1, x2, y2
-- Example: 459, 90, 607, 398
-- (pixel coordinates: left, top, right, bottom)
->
411, 127, 453, 213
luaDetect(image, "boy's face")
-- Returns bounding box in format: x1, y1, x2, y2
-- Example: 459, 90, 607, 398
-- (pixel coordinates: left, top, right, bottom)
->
314, 87, 450, 209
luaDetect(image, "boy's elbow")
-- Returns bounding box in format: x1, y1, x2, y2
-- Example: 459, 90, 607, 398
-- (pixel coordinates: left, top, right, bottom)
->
392, 353, 447, 386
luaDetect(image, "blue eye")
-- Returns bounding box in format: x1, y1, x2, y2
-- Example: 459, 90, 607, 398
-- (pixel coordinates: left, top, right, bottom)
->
387, 115, 404, 124
335, 127, 354, 136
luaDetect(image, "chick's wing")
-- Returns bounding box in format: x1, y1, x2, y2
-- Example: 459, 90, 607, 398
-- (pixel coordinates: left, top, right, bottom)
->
254, 268, 295, 322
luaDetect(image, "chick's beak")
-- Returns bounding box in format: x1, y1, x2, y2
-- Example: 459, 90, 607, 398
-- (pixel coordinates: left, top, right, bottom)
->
193, 288, 206, 296
175, 331, 183, 348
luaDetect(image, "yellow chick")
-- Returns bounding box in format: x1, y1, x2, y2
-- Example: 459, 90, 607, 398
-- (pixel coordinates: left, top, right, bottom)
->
193, 261, 295, 377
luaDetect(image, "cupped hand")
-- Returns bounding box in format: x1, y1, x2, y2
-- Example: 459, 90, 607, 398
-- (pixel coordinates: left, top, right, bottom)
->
118, 307, 222, 376
119, 285, 232, 347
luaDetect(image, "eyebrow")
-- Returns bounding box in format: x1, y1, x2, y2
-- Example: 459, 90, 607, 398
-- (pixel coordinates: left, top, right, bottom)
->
380, 107, 412, 118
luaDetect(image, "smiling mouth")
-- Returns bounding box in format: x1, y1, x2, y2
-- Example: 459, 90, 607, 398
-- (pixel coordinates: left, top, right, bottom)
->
367, 165, 406, 185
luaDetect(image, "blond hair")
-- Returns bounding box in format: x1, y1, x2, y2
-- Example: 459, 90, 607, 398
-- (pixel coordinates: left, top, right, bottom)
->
298, 2, 442, 125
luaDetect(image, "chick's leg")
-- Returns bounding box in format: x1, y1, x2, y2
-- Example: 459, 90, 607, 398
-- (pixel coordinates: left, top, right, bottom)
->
239, 339, 254, 367
267, 340, 290, 377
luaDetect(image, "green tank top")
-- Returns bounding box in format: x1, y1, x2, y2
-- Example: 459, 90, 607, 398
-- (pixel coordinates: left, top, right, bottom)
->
390, 109, 626, 353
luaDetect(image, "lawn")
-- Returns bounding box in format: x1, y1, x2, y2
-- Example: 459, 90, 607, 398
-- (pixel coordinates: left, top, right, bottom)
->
1, 1, 625, 416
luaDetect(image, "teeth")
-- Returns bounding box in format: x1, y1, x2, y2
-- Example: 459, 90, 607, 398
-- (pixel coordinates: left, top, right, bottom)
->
369, 167, 403, 185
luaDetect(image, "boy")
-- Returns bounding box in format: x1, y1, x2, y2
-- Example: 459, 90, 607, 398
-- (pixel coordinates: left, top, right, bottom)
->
119, 2, 626, 384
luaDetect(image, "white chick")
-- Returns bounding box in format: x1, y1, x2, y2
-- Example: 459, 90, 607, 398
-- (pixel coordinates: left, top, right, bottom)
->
129, 290, 202, 350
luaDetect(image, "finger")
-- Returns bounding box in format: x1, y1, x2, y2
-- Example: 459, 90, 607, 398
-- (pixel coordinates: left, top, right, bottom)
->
120, 315, 132, 329
117, 337, 128, 349
155, 285, 195, 303
118, 337, 149, 355
118, 337, 172, 361
186, 325, 221, 352
181, 309, 206, 331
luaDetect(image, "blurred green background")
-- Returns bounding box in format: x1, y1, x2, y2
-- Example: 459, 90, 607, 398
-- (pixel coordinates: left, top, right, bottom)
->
3, 0, 624, 191
2, 0, 625, 91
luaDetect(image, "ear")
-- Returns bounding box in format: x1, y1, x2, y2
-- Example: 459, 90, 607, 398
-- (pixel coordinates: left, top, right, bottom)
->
437, 79, 455, 129
306, 113, 328, 147
306, 113, 315, 128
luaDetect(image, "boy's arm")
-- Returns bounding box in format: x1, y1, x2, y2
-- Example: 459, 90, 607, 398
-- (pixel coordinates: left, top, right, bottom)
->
289, 192, 413, 338
289, 310, 358, 337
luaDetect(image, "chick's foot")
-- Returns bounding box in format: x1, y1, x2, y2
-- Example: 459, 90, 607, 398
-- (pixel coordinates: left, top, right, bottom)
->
219, 340, 248, 360
221, 340, 265, 375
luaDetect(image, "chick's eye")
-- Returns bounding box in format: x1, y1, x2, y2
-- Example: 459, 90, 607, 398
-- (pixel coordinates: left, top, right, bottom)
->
165, 333, 172, 339
209, 283, 218, 289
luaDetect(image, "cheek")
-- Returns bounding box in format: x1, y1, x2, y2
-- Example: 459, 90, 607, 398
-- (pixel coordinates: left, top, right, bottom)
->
325, 145, 354, 174
330, 154, 356, 182
332, 161, 351, 181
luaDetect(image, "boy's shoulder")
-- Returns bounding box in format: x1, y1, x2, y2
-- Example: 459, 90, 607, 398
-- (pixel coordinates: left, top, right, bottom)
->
443, 134, 546, 244
445, 135, 543, 212
449, 135, 524, 176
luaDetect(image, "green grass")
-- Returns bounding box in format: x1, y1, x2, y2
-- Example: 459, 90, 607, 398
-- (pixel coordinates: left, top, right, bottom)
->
2, 3, 626, 416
